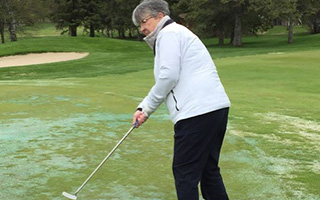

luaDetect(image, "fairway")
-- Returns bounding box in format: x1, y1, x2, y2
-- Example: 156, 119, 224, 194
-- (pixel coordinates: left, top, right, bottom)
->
0, 28, 319, 199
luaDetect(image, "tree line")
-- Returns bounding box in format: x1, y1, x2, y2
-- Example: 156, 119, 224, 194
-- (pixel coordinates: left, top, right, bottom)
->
0, 0, 49, 43
1, 0, 320, 46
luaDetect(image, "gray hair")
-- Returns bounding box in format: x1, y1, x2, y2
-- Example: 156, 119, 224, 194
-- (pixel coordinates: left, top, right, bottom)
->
132, 0, 170, 26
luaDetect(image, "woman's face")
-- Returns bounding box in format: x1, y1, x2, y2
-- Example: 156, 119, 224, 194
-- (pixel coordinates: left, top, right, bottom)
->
139, 12, 164, 36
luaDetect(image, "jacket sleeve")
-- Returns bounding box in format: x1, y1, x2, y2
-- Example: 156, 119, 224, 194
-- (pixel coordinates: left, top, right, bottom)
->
138, 31, 181, 117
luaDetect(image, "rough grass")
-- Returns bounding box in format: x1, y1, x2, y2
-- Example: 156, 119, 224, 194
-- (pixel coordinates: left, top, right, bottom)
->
0, 24, 319, 200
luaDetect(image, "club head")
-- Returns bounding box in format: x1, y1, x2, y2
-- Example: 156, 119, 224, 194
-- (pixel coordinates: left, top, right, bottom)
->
62, 192, 77, 200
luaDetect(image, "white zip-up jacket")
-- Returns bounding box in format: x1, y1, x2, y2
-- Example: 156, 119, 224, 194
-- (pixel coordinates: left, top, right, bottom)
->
138, 21, 230, 124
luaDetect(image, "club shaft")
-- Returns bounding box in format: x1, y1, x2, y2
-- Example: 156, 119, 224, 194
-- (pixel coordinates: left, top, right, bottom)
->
74, 125, 136, 195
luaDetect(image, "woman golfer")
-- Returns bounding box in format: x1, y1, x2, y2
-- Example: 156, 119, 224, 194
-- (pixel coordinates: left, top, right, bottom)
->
132, 0, 231, 199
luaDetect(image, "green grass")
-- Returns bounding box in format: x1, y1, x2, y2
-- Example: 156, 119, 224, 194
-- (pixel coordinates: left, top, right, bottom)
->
18, 22, 62, 37
203, 25, 320, 58
0, 23, 319, 200
0, 36, 153, 80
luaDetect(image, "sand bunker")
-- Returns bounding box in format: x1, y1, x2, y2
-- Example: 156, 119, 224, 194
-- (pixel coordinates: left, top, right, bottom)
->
0, 52, 89, 68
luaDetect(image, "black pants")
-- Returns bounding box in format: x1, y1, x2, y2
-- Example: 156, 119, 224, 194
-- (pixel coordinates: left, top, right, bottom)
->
173, 108, 229, 200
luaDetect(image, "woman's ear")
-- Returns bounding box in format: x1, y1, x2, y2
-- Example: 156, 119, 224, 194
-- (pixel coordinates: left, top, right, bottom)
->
157, 12, 165, 19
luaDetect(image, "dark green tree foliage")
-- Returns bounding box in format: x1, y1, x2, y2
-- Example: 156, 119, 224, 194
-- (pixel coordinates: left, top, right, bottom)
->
112, 0, 128, 38
299, 0, 320, 34
51, 0, 140, 38
111, 0, 140, 38
175, 0, 234, 46
23, 0, 50, 25
99, 1, 114, 37
225, 0, 250, 47
175, 0, 273, 46
51, 0, 83, 36
166, 0, 181, 21
246, 0, 274, 34
82, 0, 103, 37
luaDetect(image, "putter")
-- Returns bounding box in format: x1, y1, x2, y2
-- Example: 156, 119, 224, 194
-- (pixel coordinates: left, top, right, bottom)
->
62, 121, 138, 200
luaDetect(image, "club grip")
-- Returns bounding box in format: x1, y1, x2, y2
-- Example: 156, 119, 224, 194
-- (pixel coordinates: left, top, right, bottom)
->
133, 120, 139, 128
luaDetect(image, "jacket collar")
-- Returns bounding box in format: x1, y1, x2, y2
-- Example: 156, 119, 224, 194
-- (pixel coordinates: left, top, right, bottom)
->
144, 16, 174, 51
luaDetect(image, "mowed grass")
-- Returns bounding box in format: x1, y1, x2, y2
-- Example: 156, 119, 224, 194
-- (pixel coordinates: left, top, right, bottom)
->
0, 24, 319, 200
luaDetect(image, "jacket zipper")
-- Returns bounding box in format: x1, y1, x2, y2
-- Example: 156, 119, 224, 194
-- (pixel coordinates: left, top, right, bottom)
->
171, 90, 180, 111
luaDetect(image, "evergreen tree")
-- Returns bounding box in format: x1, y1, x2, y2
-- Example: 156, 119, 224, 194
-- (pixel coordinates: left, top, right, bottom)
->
51, 0, 83, 36
82, 0, 103, 37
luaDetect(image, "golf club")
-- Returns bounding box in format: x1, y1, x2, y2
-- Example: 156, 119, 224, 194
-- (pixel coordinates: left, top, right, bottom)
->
62, 121, 138, 200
